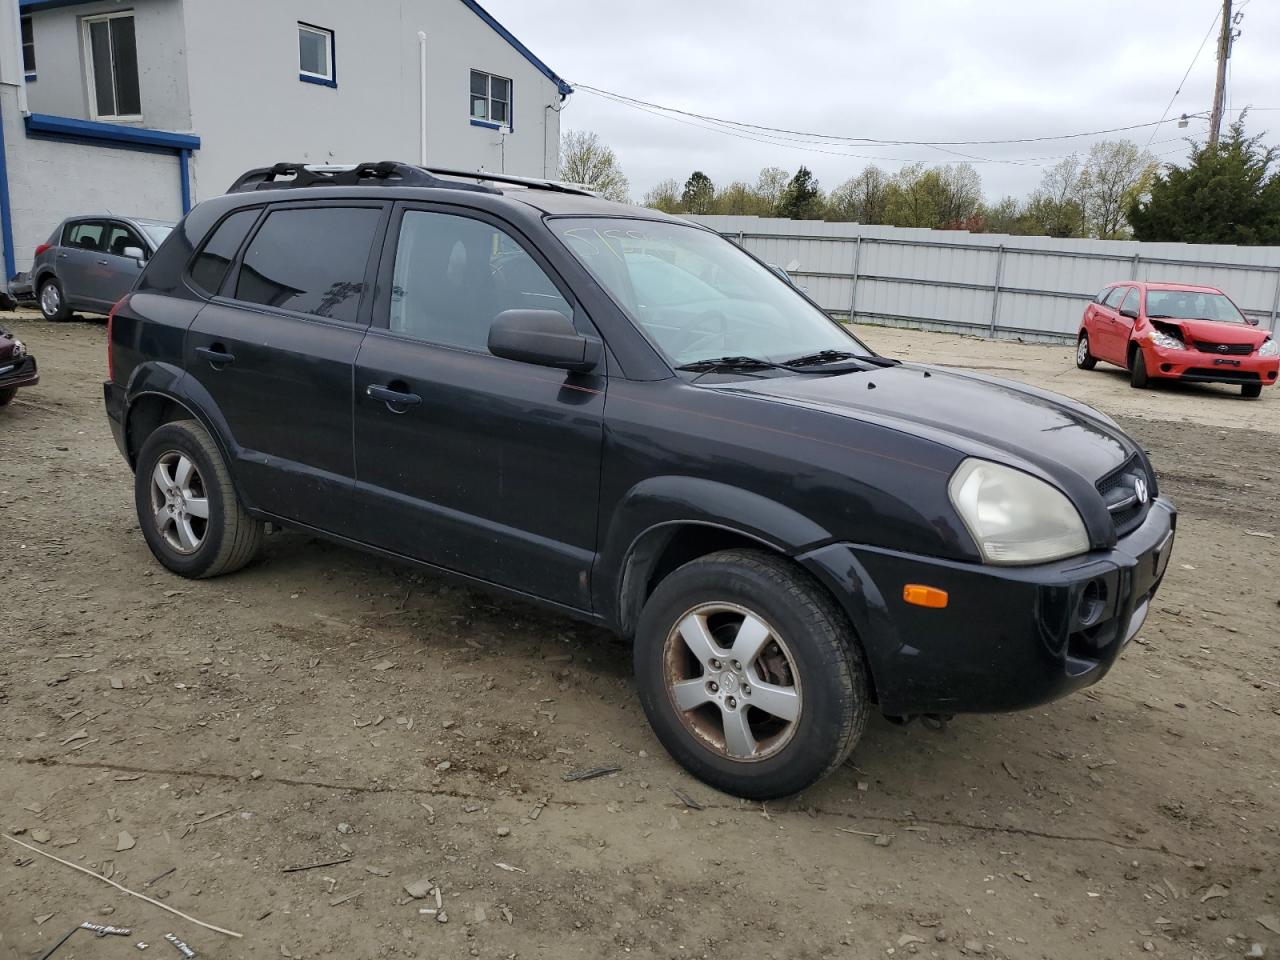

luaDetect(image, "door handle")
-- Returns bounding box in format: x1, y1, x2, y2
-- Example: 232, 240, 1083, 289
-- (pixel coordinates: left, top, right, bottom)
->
97, 259, 109, 266
58, 252, 69, 259
367, 384, 422, 411
195, 346, 235, 367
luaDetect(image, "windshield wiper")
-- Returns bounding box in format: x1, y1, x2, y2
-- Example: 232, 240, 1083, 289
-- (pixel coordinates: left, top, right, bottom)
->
784, 349, 901, 368
675, 355, 849, 375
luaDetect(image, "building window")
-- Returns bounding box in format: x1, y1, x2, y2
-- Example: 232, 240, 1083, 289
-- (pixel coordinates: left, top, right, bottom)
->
21, 15, 36, 78
83, 12, 140, 119
298, 23, 335, 86
469, 70, 511, 127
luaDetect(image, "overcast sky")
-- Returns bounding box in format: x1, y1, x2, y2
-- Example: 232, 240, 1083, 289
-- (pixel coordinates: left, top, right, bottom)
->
483, 0, 1280, 203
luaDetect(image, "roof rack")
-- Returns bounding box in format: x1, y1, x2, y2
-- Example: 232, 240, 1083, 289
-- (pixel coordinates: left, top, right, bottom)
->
422, 168, 597, 196
226, 161, 500, 195
226, 161, 598, 198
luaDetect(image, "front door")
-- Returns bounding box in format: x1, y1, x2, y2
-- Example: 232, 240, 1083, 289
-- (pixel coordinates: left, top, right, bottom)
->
353, 204, 606, 610
1113, 286, 1140, 363
91, 220, 149, 307
1094, 285, 1129, 363
184, 201, 388, 532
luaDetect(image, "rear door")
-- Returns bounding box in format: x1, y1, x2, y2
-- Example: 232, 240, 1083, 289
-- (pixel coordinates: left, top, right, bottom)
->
184, 201, 389, 533
91, 220, 150, 306
56, 220, 107, 309
352, 203, 606, 609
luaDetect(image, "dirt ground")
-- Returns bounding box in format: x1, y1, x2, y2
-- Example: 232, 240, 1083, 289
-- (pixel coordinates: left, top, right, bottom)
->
1, 310, 1277, 960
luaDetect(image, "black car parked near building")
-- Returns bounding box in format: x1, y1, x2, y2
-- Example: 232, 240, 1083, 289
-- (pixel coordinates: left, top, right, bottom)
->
0, 326, 37, 406
103, 162, 1176, 799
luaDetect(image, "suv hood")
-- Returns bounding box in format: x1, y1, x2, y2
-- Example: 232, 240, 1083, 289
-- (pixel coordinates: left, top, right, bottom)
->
717, 363, 1136, 485
1149, 317, 1269, 347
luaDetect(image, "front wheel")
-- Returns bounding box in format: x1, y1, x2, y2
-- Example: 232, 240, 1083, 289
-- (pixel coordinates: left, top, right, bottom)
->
1129, 348, 1149, 388
0, 386, 16, 406
634, 549, 870, 800
1242, 383, 1262, 399
38, 278, 70, 322
134, 420, 263, 578
1076, 334, 1098, 370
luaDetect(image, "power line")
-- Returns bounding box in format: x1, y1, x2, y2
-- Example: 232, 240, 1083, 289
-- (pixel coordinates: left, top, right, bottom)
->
1144, 6, 1223, 149
573, 82, 1205, 147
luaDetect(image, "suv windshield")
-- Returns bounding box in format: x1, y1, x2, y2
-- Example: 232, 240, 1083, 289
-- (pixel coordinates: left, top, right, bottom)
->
550, 218, 870, 367
1146, 289, 1248, 324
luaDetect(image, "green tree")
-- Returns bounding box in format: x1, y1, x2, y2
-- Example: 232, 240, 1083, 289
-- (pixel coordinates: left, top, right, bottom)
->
1079, 140, 1157, 238
681, 171, 716, 214
1023, 156, 1086, 237
714, 181, 774, 215
558, 130, 630, 202
754, 166, 790, 214
829, 165, 890, 223
1129, 118, 1280, 245
777, 166, 824, 219
643, 177, 683, 213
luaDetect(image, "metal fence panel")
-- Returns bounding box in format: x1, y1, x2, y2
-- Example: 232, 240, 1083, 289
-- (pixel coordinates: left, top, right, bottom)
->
691, 215, 1280, 342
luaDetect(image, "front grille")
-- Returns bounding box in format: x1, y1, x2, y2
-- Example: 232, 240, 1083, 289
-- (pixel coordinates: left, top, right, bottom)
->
1192, 341, 1253, 356
1096, 455, 1151, 538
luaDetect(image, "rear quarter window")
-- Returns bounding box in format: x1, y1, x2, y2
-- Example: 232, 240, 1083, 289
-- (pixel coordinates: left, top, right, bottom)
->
189, 209, 261, 296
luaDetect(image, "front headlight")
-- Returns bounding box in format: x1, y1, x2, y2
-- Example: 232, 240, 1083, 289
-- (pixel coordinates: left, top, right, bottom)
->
1148, 330, 1184, 350
1259, 338, 1278, 357
9, 338, 24, 360
948, 459, 1090, 565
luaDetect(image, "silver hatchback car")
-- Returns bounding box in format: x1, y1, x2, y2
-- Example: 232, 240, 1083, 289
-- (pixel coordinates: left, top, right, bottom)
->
33, 215, 174, 320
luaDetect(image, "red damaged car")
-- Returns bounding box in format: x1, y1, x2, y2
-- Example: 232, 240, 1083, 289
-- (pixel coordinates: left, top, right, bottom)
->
1076, 281, 1279, 398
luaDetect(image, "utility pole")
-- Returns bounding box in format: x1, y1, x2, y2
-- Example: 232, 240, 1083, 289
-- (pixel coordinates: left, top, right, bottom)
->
1208, 0, 1232, 147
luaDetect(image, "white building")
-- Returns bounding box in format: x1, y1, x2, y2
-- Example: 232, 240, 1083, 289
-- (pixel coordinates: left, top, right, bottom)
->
0, 0, 571, 277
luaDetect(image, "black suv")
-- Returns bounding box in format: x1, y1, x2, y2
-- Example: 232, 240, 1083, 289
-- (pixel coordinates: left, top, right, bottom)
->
104, 162, 1176, 799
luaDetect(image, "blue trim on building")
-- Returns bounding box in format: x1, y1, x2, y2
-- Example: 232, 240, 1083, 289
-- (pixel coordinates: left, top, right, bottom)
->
457, 0, 572, 96
24, 74, 36, 83
179, 149, 192, 214
25, 113, 200, 151
470, 118, 502, 130
18, 0, 100, 10
299, 74, 337, 88
0, 101, 16, 280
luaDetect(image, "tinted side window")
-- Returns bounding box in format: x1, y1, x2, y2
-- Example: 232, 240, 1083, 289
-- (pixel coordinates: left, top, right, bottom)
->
189, 209, 259, 296
389, 210, 570, 352
1102, 286, 1127, 308
1118, 287, 1138, 315
65, 221, 105, 250
235, 207, 382, 323
103, 222, 145, 258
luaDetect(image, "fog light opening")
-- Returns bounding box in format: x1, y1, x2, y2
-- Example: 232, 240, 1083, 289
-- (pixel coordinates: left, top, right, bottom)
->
1077, 578, 1106, 627
1160, 363, 1173, 373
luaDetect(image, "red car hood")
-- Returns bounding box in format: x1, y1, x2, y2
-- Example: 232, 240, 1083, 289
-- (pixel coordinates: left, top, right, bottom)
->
1154, 318, 1268, 346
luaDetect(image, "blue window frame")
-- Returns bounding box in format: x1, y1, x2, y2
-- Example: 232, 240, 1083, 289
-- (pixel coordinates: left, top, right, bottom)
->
298, 22, 336, 87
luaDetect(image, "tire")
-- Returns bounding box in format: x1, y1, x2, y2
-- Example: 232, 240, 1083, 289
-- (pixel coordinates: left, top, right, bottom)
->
38, 277, 70, 322
1129, 347, 1149, 389
0, 386, 16, 406
634, 549, 870, 800
1075, 333, 1098, 370
134, 419, 262, 578
1242, 383, 1262, 399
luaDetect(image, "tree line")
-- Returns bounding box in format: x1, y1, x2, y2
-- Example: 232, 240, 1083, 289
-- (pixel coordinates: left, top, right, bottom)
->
560, 118, 1280, 245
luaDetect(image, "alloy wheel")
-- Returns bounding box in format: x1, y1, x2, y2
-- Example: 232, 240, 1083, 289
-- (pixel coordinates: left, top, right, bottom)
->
662, 602, 802, 761
149, 451, 210, 554
1077, 338, 1089, 365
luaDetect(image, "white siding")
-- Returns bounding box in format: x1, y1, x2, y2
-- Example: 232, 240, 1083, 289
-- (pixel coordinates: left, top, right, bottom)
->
181, 0, 565, 201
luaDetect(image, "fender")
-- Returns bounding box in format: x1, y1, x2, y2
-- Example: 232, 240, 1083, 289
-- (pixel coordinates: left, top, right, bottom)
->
122, 360, 251, 506
596, 475, 834, 633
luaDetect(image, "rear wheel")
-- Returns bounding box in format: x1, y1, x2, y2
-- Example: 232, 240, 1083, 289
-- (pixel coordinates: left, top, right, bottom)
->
1242, 383, 1262, 399
38, 278, 70, 322
134, 420, 262, 578
634, 549, 870, 800
1076, 334, 1098, 370
0, 386, 16, 406
1129, 348, 1149, 388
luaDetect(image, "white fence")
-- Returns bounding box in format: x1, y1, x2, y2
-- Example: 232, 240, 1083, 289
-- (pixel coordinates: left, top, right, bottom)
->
689, 215, 1280, 343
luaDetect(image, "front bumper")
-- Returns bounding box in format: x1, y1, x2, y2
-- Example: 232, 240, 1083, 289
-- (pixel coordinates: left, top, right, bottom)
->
1142, 342, 1278, 388
799, 498, 1176, 716
0, 354, 38, 391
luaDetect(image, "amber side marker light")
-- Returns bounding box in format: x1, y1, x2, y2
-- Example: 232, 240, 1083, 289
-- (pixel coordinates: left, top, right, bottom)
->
903, 584, 949, 609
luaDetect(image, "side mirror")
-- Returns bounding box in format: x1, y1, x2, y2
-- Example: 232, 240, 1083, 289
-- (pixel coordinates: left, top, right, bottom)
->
1119, 307, 1138, 320
1247, 316, 1259, 326
488, 309, 600, 373
123, 246, 145, 263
